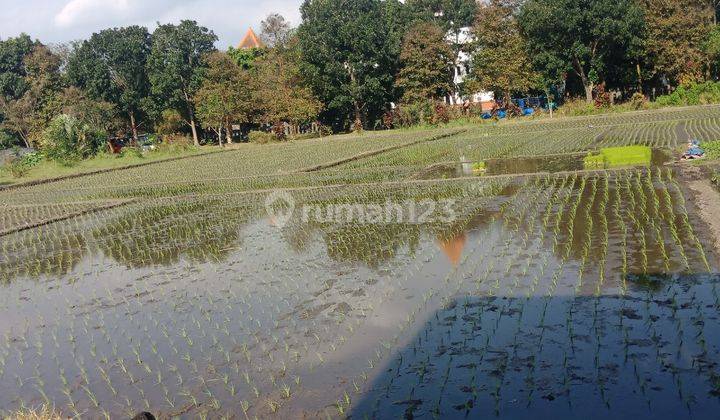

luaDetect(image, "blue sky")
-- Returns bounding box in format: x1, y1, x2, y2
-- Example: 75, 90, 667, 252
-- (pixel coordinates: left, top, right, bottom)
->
0, 0, 303, 48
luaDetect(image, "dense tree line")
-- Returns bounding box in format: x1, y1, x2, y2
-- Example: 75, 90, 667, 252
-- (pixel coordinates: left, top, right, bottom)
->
0, 0, 719, 155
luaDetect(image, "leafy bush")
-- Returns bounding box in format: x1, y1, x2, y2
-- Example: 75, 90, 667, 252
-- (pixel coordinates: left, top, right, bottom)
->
40, 115, 107, 165
556, 98, 598, 116
155, 110, 185, 136
392, 101, 455, 128
381, 111, 395, 129
656, 82, 720, 107
248, 131, 276, 144
0, 131, 17, 149
630, 92, 646, 110
161, 134, 193, 147
429, 102, 451, 125
4, 150, 42, 178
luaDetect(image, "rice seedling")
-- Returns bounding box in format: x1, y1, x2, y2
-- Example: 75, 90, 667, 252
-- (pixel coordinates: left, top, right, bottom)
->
0, 106, 719, 418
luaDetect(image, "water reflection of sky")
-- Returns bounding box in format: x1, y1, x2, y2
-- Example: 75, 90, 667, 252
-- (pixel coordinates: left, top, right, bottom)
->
0, 169, 718, 417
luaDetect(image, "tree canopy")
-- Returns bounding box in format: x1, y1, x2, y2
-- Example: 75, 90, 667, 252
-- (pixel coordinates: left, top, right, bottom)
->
406, 0, 478, 46
641, 0, 714, 86
0, 34, 36, 101
0, 44, 62, 147
396, 22, 454, 103
253, 42, 322, 129
468, 0, 536, 103
519, 0, 645, 102
194, 52, 254, 145
146, 20, 217, 145
261, 14, 293, 49
67, 26, 151, 140
298, 0, 400, 131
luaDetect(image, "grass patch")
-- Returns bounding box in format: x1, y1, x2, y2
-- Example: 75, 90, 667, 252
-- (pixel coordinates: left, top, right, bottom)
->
472, 161, 486, 174
704, 141, 720, 159
584, 146, 652, 169
583, 153, 606, 169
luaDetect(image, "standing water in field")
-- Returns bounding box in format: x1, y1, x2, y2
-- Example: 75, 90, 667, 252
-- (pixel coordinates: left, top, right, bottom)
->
416, 147, 672, 180
0, 168, 718, 418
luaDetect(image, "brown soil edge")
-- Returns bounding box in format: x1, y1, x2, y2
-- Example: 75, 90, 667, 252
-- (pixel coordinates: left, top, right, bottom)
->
0, 199, 136, 237
0, 149, 232, 193
685, 180, 720, 262
293, 128, 469, 173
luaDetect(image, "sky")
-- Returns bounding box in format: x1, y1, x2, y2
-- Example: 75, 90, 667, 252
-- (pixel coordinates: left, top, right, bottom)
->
0, 0, 303, 48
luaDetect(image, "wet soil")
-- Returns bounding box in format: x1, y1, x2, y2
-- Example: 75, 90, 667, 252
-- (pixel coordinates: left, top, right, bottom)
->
685, 173, 720, 258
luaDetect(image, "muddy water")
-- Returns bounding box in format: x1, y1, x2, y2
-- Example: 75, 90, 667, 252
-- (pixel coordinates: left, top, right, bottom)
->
0, 169, 718, 419
418, 149, 673, 180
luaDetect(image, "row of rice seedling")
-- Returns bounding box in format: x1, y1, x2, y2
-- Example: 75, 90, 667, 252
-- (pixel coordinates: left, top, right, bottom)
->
0, 128, 461, 204
0, 174, 528, 417
0, 106, 719, 418
324, 167, 714, 416
685, 116, 720, 142
337, 114, 713, 171
595, 120, 679, 149
4, 105, 720, 209
465, 105, 720, 137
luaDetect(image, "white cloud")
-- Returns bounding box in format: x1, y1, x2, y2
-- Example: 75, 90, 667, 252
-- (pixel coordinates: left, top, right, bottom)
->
1, 0, 302, 47
54, 0, 132, 27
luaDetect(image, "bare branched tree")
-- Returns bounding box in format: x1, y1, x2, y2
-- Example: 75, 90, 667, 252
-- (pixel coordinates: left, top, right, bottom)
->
260, 13, 292, 48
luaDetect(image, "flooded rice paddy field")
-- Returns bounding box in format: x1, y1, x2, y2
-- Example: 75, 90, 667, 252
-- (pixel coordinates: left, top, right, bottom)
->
1, 106, 720, 418
0, 168, 719, 418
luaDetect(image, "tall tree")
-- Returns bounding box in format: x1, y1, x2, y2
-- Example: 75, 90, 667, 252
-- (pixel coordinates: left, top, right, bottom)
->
298, 0, 399, 131
253, 40, 322, 132
519, 0, 645, 102
194, 52, 254, 146
704, 25, 720, 80
0, 44, 63, 147
395, 22, 454, 103
67, 26, 151, 141
640, 0, 714, 87
260, 14, 293, 49
406, 0, 478, 49
147, 20, 217, 146
0, 34, 35, 101
468, 0, 536, 103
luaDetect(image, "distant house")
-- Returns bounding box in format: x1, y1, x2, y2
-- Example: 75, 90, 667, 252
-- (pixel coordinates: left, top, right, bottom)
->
238, 28, 264, 49
446, 27, 494, 111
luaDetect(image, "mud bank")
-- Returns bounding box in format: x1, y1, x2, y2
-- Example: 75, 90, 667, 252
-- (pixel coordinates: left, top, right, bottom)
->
681, 165, 720, 260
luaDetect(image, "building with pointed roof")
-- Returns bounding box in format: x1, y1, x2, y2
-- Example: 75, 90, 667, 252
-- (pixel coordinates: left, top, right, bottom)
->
238, 28, 265, 49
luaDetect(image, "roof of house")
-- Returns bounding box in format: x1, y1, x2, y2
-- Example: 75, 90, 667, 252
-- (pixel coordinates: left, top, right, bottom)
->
437, 233, 467, 267
238, 28, 264, 49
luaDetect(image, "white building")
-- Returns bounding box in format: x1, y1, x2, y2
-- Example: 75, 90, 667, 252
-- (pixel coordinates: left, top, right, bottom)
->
446, 27, 494, 110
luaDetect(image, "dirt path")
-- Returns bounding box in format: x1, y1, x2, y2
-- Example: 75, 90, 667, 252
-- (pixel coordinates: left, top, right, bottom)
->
685, 175, 720, 258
